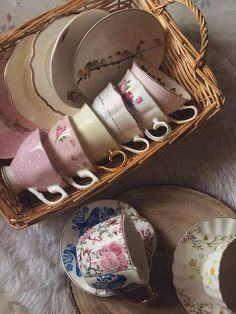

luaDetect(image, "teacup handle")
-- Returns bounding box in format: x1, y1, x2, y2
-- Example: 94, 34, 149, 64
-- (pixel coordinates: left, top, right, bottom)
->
117, 284, 158, 304
64, 169, 99, 190
28, 185, 68, 205
121, 135, 149, 154
168, 105, 198, 124
144, 119, 171, 142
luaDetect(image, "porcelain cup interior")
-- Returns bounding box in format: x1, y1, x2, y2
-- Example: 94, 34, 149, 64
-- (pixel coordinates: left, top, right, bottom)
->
72, 103, 120, 163
4, 129, 68, 205
118, 69, 171, 142
131, 59, 198, 123
45, 115, 99, 190
77, 214, 149, 290
202, 238, 236, 311
92, 83, 149, 154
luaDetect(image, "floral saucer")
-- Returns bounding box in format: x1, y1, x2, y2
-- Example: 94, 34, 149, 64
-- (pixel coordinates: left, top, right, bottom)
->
172, 217, 236, 314
60, 199, 157, 297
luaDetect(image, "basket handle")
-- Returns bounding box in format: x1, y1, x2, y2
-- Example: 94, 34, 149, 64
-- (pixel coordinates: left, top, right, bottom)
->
154, 0, 208, 69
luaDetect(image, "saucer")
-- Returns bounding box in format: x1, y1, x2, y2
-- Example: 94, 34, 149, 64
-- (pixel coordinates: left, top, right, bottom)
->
73, 8, 165, 100
4, 34, 62, 130
60, 199, 157, 297
0, 47, 35, 132
50, 9, 108, 108
172, 217, 236, 314
31, 15, 79, 116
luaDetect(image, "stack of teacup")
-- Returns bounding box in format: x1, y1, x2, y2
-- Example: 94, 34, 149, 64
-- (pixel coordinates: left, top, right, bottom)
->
0, 8, 199, 205
1, 57, 198, 205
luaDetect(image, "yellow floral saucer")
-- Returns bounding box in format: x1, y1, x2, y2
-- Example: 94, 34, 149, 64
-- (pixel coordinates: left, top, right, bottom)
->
172, 217, 236, 314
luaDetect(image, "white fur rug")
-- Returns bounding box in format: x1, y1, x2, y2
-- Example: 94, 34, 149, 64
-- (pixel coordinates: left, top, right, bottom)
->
0, 49, 236, 314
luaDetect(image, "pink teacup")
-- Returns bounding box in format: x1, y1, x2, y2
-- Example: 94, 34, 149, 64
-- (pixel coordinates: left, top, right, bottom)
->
131, 59, 198, 121
45, 115, 99, 190
2, 129, 68, 205
118, 69, 171, 142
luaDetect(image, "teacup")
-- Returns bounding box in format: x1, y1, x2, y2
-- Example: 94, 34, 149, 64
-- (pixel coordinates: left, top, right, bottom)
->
131, 59, 198, 121
202, 238, 236, 311
118, 69, 171, 142
92, 83, 149, 154
2, 129, 68, 205
45, 115, 99, 190
77, 214, 149, 290
72, 104, 120, 163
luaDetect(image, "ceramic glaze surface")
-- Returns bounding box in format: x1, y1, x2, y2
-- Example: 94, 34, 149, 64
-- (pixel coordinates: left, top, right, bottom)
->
8, 129, 64, 192
131, 59, 192, 115
45, 115, 92, 176
77, 215, 135, 290
50, 9, 108, 107
74, 9, 165, 100
72, 104, 120, 163
173, 217, 236, 314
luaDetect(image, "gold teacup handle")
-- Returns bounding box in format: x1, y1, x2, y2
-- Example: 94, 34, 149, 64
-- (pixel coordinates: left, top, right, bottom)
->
117, 284, 158, 304
96, 150, 128, 173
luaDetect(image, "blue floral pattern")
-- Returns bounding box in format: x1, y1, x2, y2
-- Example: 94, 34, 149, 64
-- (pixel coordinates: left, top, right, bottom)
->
92, 273, 127, 290
62, 243, 81, 277
72, 206, 118, 235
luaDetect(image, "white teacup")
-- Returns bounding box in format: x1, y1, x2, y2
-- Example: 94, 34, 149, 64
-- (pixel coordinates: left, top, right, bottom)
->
118, 69, 171, 142
72, 104, 120, 163
92, 83, 149, 154
202, 238, 236, 311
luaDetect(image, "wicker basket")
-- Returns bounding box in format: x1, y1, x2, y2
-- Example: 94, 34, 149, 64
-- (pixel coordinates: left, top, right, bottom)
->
0, 0, 224, 229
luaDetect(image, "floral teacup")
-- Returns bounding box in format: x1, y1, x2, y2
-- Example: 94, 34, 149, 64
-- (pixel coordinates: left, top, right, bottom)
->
45, 115, 99, 190
92, 83, 149, 154
202, 238, 236, 311
77, 214, 149, 290
118, 69, 171, 142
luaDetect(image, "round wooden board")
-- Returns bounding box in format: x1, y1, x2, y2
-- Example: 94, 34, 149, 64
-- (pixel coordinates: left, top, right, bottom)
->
70, 185, 235, 314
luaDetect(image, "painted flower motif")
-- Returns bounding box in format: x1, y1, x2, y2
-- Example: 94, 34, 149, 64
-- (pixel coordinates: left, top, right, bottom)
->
181, 294, 191, 307
55, 125, 66, 141
123, 91, 134, 104
135, 96, 143, 104
100, 251, 121, 272
189, 259, 197, 267
118, 81, 128, 93
98, 241, 128, 272
109, 241, 124, 256
210, 266, 215, 275
70, 139, 76, 147
92, 273, 127, 290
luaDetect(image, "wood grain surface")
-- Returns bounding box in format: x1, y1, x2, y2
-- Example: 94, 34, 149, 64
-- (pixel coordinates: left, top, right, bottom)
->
70, 185, 235, 314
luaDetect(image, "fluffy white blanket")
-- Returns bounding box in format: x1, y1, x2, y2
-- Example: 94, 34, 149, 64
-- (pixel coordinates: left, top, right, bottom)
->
0, 49, 235, 314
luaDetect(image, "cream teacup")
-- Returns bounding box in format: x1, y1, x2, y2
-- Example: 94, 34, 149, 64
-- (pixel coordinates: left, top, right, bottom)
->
2, 129, 68, 205
92, 83, 149, 154
202, 238, 236, 311
72, 104, 120, 163
131, 59, 198, 122
45, 115, 99, 191
77, 214, 149, 290
118, 69, 171, 142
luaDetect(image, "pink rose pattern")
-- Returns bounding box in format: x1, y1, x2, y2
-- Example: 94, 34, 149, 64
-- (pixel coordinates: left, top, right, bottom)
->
99, 241, 128, 272
118, 79, 143, 110
77, 217, 131, 278
55, 125, 67, 142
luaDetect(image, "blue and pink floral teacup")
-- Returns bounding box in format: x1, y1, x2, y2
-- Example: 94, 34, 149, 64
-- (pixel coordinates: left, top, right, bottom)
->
76, 214, 150, 291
